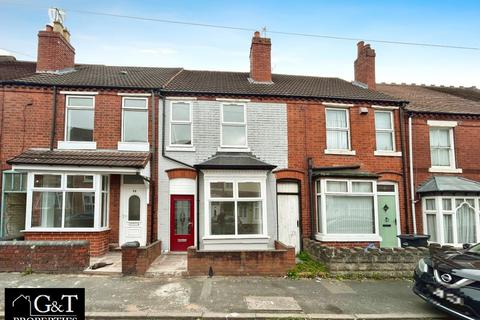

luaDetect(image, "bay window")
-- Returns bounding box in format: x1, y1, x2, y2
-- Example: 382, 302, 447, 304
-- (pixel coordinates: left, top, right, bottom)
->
423, 196, 479, 245
27, 173, 109, 230
206, 177, 266, 237
316, 179, 379, 241
221, 103, 247, 148
170, 101, 192, 146
122, 97, 148, 143
65, 96, 94, 141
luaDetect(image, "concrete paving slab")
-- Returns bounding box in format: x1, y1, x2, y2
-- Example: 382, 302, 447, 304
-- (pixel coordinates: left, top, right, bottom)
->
84, 251, 122, 275
320, 281, 356, 294
146, 253, 187, 277
245, 296, 302, 311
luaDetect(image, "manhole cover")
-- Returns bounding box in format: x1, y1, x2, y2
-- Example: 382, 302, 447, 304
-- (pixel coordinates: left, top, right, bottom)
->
245, 296, 301, 311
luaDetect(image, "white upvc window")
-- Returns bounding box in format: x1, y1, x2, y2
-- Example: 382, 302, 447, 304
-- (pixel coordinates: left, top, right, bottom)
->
325, 108, 352, 152
65, 96, 95, 142
316, 179, 380, 242
221, 103, 247, 148
170, 101, 193, 146
374, 110, 395, 151
428, 121, 460, 173
25, 173, 110, 231
1, 171, 27, 238
204, 173, 267, 238
423, 196, 479, 245
122, 97, 148, 143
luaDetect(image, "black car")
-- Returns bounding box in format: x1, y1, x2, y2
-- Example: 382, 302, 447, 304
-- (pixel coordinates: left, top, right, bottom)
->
413, 243, 480, 319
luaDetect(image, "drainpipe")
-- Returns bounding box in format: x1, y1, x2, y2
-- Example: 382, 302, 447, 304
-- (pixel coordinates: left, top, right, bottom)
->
307, 157, 315, 240
196, 169, 200, 250
399, 106, 410, 234
49, 86, 57, 150
149, 90, 156, 244
408, 113, 418, 234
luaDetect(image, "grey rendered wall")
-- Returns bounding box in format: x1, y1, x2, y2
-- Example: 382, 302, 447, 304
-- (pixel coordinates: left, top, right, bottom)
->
158, 98, 288, 251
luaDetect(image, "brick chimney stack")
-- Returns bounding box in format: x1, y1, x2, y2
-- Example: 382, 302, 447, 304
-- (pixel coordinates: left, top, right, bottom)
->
354, 41, 376, 90
36, 21, 75, 73
249, 31, 272, 83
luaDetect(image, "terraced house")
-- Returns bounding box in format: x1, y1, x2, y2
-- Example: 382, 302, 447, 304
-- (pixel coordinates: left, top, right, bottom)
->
1, 15, 477, 275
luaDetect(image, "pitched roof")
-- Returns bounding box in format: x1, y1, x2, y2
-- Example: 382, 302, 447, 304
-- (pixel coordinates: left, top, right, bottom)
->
7, 149, 150, 168
0, 57, 36, 81
194, 152, 276, 170
164, 70, 404, 104
6, 64, 183, 89
377, 83, 480, 115
417, 176, 480, 194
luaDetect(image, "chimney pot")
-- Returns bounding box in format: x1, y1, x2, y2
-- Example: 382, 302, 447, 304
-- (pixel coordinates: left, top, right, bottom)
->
354, 41, 376, 90
36, 20, 75, 72
45, 24, 53, 32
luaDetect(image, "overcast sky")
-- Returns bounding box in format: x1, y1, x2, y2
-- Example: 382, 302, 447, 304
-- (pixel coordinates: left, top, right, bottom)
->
1, 0, 479, 86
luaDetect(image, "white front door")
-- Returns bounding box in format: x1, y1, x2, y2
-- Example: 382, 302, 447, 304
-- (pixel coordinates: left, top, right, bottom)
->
277, 182, 301, 253
120, 177, 147, 246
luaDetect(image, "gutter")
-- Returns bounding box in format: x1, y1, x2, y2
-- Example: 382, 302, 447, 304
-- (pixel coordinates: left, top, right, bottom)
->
49, 86, 57, 150
408, 113, 417, 234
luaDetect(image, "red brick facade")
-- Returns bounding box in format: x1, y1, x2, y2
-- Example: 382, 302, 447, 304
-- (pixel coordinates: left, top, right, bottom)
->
121, 240, 162, 275
249, 31, 272, 83
354, 41, 376, 90
23, 230, 110, 256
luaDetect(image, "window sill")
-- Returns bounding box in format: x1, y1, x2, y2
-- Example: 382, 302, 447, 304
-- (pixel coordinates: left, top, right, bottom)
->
217, 147, 251, 152
118, 141, 149, 151
324, 149, 356, 156
58, 141, 97, 150
23, 227, 110, 233
315, 233, 382, 242
428, 167, 463, 173
203, 235, 269, 240
166, 145, 196, 152
374, 150, 402, 157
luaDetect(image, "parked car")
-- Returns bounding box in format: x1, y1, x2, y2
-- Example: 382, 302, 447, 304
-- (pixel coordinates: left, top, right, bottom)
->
413, 243, 480, 319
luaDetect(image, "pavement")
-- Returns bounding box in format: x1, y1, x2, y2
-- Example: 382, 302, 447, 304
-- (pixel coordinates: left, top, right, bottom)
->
0, 273, 450, 319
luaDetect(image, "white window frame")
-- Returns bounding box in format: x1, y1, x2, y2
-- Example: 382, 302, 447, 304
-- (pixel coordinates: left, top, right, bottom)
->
220, 102, 248, 149
374, 110, 401, 156
121, 97, 149, 143
203, 171, 267, 239
324, 107, 355, 155
0, 171, 27, 237
422, 196, 480, 245
60, 95, 96, 150
428, 121, 461, 173
168, 100, 193, 149
315, 178, 381, 242
25, 172, 110, 232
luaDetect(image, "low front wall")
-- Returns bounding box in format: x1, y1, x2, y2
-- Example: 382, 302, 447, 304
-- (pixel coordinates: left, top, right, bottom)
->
23, 230, 110, 256
0, 240, 89, 273
187, 241, 295, 276
303, 239, 429, 277
121, 240, 162, 275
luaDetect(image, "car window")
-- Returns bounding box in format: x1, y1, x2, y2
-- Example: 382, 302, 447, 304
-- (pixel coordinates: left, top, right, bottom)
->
467, 243, 480, 253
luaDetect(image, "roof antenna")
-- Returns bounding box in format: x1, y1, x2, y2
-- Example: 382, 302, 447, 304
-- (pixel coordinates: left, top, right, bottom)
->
48, 7, 66, 25
261, 26, 267, 37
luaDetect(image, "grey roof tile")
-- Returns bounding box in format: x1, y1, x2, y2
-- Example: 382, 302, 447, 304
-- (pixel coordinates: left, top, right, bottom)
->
417, 176, 480, 193
194, 152, 276, 170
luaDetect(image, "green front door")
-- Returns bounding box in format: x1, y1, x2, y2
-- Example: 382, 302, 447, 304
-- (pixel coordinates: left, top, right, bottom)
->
378, 195, 398, 248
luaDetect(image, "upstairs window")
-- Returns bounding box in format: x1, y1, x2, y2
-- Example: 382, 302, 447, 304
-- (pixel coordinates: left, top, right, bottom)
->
170, 102, 192, 146
429, 127, 454, 168
221, 103, 247, 147
326, 108, 350, 150
375, 111, 395, 151
122, 97, 148, 142
66, 96, 94, 141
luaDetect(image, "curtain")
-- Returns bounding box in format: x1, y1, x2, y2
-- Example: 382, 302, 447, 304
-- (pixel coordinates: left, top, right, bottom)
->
326, 196, 374, 234
456, 203, 476, 244
426, 214, 437, 242
376, 132, 393, 151
326, 109, 348, 149
443, 215, 453, 243
430, 128, 450, 166
327, 130, 348, 149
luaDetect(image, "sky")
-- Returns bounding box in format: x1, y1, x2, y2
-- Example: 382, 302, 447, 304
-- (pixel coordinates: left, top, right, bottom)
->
0, 0, 479, 87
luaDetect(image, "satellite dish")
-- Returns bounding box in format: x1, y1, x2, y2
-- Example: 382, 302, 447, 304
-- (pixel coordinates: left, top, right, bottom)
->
48, 8, 66, 25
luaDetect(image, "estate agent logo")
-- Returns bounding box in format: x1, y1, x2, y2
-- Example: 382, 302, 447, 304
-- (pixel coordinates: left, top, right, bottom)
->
5, 288, 85, 320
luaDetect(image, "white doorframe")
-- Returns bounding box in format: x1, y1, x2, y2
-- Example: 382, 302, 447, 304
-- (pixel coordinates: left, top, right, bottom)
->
377, 182, 401, 247
119, 176, 147, 246
276, 181, 301, 253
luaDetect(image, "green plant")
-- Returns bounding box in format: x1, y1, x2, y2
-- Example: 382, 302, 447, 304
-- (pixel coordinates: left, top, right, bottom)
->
287, 251, 328, 279
22, 266, 33, 276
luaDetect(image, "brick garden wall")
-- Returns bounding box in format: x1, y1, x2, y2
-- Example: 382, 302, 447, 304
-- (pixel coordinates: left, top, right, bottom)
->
24, 230, 110, 256
187, 241, 295, 276
0, 240, 89, 273
121, 240, 162, 275
304, 239, 428, 277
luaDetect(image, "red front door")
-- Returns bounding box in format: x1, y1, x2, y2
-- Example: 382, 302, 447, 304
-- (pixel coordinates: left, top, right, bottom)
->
170, 195, 194, 251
